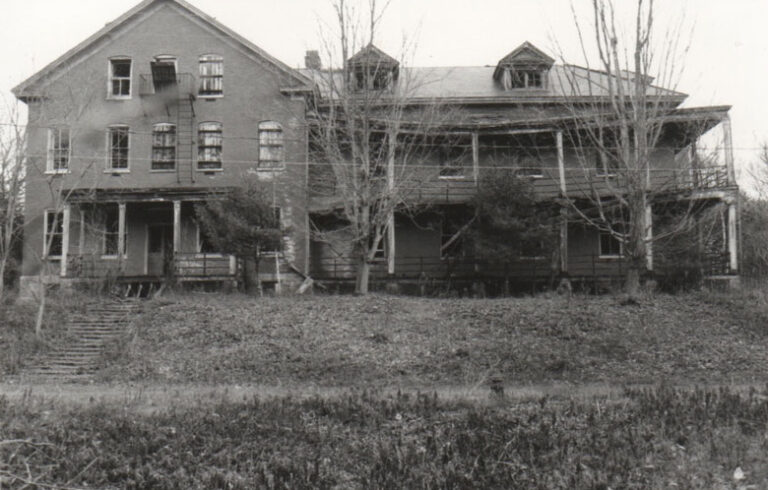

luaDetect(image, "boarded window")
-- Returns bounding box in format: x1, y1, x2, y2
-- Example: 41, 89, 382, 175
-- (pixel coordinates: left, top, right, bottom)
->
199, 55, 223, 96
198, 122, 223, 169
258, 121, 283, 168
152, 123, 176, 170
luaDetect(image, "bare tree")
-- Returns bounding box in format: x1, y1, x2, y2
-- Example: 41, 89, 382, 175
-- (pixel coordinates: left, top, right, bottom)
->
554, 0, 716, 296
307, 0, 455, 294
0, 100, 26, 299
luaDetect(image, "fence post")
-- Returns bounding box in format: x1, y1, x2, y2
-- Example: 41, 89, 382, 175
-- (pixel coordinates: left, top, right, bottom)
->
592, 252, 597, 293
203, 253, 207, 277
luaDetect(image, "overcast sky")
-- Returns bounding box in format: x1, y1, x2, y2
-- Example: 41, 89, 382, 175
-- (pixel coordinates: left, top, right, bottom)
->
1, 0, 766, 180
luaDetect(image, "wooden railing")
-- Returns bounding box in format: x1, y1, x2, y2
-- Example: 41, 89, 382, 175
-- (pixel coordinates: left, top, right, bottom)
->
308, 165, 732, 208
66, 252, 237, 280
139, 73, 196, 97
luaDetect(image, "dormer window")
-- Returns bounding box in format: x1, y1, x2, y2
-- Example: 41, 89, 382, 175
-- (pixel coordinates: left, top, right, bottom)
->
502, 68, 544, 89
493, 42, 554, 91
347, 44, 399, 92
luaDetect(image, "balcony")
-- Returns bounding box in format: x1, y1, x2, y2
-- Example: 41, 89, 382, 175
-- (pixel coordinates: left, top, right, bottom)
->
307, 165, 732, 211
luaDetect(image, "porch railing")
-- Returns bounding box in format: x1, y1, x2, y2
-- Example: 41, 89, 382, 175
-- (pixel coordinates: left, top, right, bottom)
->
66, 253, 237, 280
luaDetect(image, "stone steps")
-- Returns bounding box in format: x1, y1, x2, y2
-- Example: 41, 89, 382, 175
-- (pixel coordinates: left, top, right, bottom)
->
22, 299, 141, 379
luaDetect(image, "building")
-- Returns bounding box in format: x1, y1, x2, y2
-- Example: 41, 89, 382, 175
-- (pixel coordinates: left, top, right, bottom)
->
13, 0, 739, 296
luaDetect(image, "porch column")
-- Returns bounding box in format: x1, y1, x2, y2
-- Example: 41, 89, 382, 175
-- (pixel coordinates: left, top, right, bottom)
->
556, 131, 568, 274
387, 131, 396, 275
645, 203, 653, 271
728, 201, 738, 273
78, 206, 85, 256
722, 115, 736, 185
472, 132, 479, 185
118, 203, 126, 257
60, 204, 71, 277
173, 200, 181, 253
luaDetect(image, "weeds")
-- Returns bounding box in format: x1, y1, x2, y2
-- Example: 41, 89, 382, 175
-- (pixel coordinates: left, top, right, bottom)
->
0, 386, 767, 488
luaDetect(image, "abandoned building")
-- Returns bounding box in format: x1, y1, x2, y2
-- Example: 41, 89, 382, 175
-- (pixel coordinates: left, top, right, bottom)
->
13, 0, 739, 296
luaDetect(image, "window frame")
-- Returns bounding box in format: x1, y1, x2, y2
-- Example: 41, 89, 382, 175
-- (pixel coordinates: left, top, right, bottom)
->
598, 228, 624, 259
47, 127, 70, 174
198, 54, 223, 97
197, 122, 223, 170
108, 57, 132, 99
43, 210, 64, 259
106, 125, 130, 172
151, 123, 177, 171
258, 121, 284, 170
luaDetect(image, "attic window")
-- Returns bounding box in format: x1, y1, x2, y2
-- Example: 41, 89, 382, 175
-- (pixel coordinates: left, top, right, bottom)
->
354, 66, 396, 90
502, 67, 545, 89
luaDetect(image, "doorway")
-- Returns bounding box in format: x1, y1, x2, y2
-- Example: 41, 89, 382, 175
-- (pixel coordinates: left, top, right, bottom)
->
147, 224, 174, 277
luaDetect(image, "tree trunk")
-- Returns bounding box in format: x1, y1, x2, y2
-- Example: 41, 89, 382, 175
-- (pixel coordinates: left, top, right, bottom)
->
356, 258, 371, 295
242, 256, 260, 295
35, 283, 46, 339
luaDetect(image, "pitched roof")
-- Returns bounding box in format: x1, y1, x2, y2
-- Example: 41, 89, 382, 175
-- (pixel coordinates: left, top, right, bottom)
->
347, 44, 399, 67
301, 64, 687, 103
12, 0, 311, 99
497, 41, 555, 67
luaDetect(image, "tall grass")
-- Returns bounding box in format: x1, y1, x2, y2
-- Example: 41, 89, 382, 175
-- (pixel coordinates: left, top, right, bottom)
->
1, 386, 767, 488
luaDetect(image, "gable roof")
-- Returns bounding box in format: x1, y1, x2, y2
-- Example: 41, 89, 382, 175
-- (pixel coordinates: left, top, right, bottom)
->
347, 44, 399, 67
493, 41, 555, 80
12, 0, 311, 100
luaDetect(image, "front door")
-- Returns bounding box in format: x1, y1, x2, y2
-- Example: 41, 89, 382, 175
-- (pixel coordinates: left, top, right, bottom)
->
147, 225, 174, 277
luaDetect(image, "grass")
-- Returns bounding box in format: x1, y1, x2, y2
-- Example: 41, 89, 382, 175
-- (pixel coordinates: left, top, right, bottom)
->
96, 289, 768, 388
1, 385, 768, 488
0, 290, 86, 375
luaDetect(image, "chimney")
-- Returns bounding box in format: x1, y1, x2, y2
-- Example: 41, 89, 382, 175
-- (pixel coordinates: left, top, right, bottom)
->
304, 50, 322, 70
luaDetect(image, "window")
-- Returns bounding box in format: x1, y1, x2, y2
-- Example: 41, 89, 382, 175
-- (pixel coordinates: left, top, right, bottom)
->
102, 204, 125, 256
47, 127, 70, 172
599, 229, 623, 258
197, 225, 218, 254
199, 55, 223, 96
198, 122, 222, 169
152, 123, 176, 170
501, 67, 545, 89
258, 121, 283, 169
44, 210, 64, 258
109, 58, 132, 97
108, 126, 130, 170
439, 142, 468, 179
516, 154, 543, 178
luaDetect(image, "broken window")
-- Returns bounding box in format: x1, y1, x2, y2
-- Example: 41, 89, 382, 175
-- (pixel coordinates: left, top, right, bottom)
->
258, 121, 283, 169
199, 55, 223, 96
44, 210, 64, 258
109, 58, 131, 97
48, 127, 70, 172
152, 123, 176, 170
439, 138, 469, 178
108, 125, 130, 170
198, 122, 223, 169
501, 67, 545, 89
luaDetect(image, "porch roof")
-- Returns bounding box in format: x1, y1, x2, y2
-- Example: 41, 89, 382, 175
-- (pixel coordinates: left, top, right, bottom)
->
65, 187, 235, 203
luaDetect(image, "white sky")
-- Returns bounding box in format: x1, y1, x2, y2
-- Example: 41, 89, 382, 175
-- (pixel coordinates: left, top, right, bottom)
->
1, 0, 766, 180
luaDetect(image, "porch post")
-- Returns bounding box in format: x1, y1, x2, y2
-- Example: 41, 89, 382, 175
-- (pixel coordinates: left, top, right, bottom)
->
387, 131, 396, 275
728, 200, 738, 273
472, 132, 479, 185
645, 203, 653, 271
118, 203, 126, 257
722, 115, 735, 186
173, 201, 181, 253
60, 204, 71, 277
78, 206, 85, 256
556, 131, 568, 275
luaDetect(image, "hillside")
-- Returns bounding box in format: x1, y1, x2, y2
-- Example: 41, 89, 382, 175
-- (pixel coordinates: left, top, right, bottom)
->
98, 291, 768, 387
